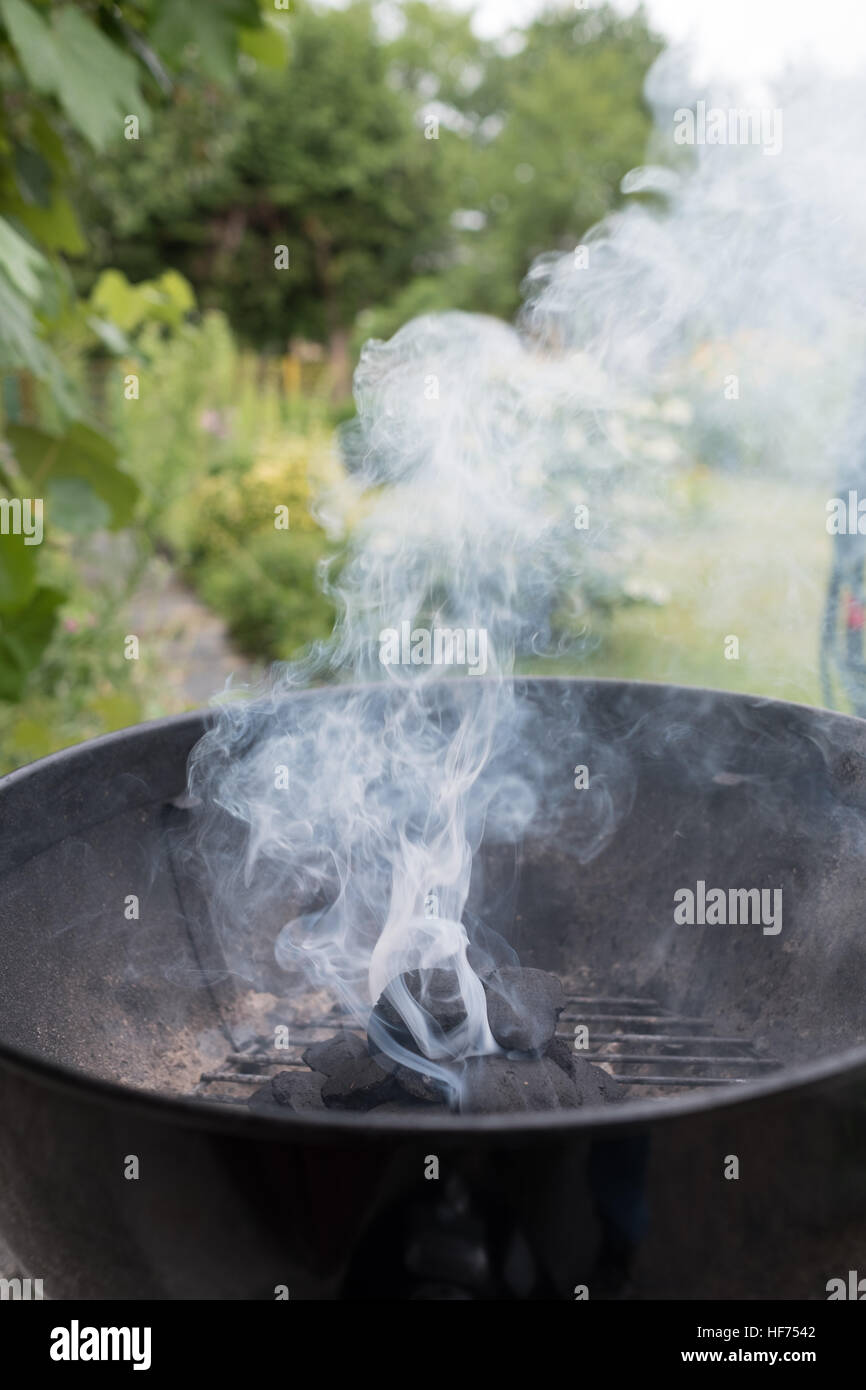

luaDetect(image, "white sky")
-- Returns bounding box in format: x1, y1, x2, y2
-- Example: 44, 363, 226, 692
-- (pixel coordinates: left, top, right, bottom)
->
461, 0, 866, 77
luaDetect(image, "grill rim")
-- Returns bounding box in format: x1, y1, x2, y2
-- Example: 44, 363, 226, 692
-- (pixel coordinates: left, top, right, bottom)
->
3, 675, 866, 871
2, 681, 866, 1139
2, 1018, 865, 1143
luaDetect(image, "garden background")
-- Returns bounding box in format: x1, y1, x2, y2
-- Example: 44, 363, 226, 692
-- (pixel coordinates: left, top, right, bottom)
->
0, 0, 832, 773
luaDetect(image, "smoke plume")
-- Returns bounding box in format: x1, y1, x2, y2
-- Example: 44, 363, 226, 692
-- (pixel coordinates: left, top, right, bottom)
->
183, 47, 866, 1100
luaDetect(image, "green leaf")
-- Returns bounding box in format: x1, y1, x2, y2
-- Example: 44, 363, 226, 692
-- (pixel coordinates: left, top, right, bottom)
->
9, 192, 86, 254
239, 24, 289, 70
137, 270, 195, 328
13, 143, 53, 207
155, 268, 196, 316
0, 0, 63, 95
0, 584, 63, 700
7, 422, 139, 528
0, 273, 53, 373
89, 267, 195, 333
150, 0, 259, 85
43, 475, 111, 534
89, 268, 147, 333
0, 214, 48, 301
28, 110, 68, 178
0, 521, 38, 612
86, 315, 134, 356
5, 424, 60, 479
1, 3, 157, 163
51, 7, 151, 152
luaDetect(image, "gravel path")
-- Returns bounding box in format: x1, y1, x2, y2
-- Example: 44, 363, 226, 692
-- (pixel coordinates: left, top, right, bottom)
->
126, 557, 263, 711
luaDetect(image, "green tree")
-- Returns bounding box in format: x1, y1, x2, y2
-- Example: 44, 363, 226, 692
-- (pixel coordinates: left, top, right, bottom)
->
355, 2, 663, 338
75, 0, 454, 399
75, 2, 662, 384
470, 3, 663, 317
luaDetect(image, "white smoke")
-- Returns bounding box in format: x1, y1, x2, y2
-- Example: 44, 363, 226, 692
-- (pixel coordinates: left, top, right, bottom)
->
183, 49, 866, 1097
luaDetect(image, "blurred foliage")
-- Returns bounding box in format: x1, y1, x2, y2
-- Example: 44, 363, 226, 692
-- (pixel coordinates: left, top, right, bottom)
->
185, 443, 339, 661
372, 0, 663, 327
107, 309, 340, 662
72, 1, 662, 383
72, 0, 451, 398
0, 0, 665, 769
0, 0, 276, 758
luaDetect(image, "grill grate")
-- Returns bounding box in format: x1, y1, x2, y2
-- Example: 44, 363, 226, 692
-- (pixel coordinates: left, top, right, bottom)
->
196, 1019, 364, 1099
557, 992, 779, 1093
196, 994, 779, 1101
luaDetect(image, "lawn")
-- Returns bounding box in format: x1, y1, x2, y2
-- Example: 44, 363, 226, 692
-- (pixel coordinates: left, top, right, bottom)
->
525, 470, 833, 709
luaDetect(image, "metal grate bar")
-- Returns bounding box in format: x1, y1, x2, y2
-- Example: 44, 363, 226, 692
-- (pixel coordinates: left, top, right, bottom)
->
199, 1071, 270, 1085
560, 1013, 713, 1027
595, 1054, 777, 1068
560, 990, 777, 1092
557, 1030, 755, 1047
610, 1075, 750, 1086
567, 995, 661, 1008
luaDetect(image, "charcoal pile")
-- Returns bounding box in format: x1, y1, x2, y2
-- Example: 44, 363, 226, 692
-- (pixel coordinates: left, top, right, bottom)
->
249, 963, 623, 1117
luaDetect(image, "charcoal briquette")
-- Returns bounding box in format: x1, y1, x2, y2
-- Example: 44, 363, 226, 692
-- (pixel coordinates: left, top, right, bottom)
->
572, 1055, 626, 1104
483, 966, 565, 1053
320, 1055, 397, 1110
392, 1063, 448, 1104
459, 1055, 579, 1113
301, 1030, 366, 1076
248, 1070, 326, 1114
368, 967, 468, 1064
545, 1036, 625, 1104
375, 968, 468, 1033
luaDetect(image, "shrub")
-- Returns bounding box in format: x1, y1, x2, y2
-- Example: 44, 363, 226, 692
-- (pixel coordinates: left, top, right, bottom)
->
181, 431, 340, 662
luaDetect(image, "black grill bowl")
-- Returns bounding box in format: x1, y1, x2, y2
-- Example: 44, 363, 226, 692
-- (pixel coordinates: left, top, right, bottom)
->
1, 678, 866, 1299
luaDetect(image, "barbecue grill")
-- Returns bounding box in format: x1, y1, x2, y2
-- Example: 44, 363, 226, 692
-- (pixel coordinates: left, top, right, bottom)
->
1, 678, 866, 1299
